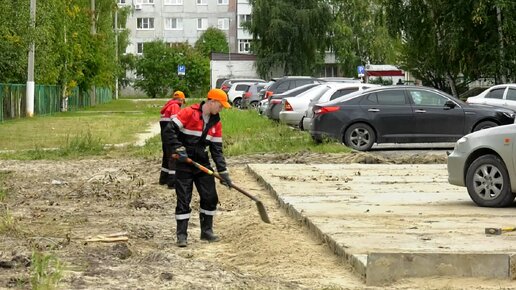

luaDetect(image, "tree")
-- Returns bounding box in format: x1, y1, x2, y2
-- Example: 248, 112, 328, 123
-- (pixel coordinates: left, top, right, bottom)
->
328, 0, 401, 77
194, 27, 229, 57
247, 0, 332, 77
134, 41, 209, 98
0, 0, 124, 97
382, 0, 516, 94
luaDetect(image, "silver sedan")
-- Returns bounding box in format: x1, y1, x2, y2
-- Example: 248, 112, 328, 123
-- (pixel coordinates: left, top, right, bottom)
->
448, 124, 516, 207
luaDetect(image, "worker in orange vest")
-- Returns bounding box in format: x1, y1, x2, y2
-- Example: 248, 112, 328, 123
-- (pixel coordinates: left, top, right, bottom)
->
159, 91, 186, 188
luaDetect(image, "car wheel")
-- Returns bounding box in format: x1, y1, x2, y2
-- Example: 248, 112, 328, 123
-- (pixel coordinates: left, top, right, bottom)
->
250, 101, 259, 109
233, 98, 242, 108
344, 123, 375, 151
465, 154, 515, 207
473, 120, 497, 132
299, 117, 304, 131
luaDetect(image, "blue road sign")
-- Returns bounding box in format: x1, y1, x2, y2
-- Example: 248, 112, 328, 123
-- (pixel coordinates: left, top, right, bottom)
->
178, 65, 186, 76
357, 65, 365, 76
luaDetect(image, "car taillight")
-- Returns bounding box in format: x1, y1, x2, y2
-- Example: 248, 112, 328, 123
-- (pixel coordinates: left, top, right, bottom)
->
284, 101, 293, 111
244, 92, 252, 98
271, 99, 281, 104
221, 85, 229, 92
314, 106, 340, 115
265, 91, 273, 99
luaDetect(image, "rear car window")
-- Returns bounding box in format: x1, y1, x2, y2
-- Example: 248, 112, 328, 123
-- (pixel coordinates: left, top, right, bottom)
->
330, 88, 359, 101
235, 84, 250, 91
376, 90, 407, 105
485, 88, 505, 99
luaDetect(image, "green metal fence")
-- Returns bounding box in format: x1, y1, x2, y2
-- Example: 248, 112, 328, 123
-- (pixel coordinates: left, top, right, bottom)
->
0, 84, 113, 122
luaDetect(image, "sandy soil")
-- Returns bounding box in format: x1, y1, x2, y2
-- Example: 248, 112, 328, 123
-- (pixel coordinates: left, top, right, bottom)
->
0, 152, 513, 289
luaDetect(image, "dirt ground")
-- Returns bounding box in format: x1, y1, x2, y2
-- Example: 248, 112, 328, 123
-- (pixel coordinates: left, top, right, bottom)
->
1, 151, 514, 289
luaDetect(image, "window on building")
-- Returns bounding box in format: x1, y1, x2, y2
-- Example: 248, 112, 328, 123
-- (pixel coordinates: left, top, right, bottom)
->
238, 14, 251, 28
164, 0, 182, 4
217, 18, 229, 30
118, 0, 126, 4
218, 0, 229, 4
196, 0, 207, 5
165, 18, 183, 30
238, 39, 252, 53
136, 0, 154, 3
197, 18, 208, 30
137, 43, 144, 54
137, 18, 154, 29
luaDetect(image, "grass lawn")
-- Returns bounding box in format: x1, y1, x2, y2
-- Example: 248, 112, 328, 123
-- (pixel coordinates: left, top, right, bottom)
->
0, 98, 349, 159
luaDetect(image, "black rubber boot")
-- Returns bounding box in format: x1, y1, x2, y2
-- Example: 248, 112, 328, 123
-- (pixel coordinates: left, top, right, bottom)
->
176, 219, 189, 247
159, 171, 168, 185
200, 213, 219, 242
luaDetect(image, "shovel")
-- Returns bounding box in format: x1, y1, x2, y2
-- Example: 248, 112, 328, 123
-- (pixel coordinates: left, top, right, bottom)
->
173, 154, 271, 224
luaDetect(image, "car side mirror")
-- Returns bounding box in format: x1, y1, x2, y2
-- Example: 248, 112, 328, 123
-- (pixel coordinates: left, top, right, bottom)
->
444, 100, 457, 109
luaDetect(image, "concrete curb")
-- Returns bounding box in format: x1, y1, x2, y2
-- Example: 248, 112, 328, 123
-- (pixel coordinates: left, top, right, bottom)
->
246, 163, 516, 286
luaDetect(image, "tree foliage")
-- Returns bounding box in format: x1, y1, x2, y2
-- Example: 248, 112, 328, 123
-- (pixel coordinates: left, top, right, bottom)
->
328, 0, 401, 77
194, 27, 229, 57
247, 0, 333, 77
382, 0, 516, 94
0, 0, 127, 94
134, 41, 210, 98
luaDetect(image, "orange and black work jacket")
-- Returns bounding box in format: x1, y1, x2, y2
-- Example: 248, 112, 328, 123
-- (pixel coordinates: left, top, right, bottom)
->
164, 102, 227, 173
160, 99, 183, 122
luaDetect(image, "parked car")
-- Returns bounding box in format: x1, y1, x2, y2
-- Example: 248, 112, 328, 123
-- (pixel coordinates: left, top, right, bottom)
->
301, 84, 379, 130
226, 81, 265, 107
466, 84, 516, 111
448, 124, 516, 207
241, 82, 268, 109
258, 99, 268, 115
263, 76, 323, 99
220, 78, 266, 93
265, 84, 320, 120
310, 86, 516, 151
319, 77, 362, 83
277, 83, 378, 128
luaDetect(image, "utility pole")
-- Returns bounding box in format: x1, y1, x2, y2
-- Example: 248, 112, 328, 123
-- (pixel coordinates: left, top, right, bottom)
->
114, 5, 119, 100
26, 0, 36, 117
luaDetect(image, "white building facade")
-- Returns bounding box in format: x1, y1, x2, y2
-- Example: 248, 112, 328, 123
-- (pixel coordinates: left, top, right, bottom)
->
120, 0, 253, 55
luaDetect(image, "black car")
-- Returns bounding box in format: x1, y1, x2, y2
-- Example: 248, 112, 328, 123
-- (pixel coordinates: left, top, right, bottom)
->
263, 76, 323, 99
310, 86, 516, 151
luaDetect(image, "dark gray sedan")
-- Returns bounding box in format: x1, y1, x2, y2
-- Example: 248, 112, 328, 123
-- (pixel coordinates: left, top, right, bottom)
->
310, 86, 516, 151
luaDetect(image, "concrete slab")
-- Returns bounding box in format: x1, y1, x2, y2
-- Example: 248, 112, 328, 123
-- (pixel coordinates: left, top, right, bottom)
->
247, 163, 516, 286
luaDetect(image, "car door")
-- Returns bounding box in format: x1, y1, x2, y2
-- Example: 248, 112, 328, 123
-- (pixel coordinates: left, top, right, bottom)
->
408, 89, 464, 141
360, 89, 414, 142
504, 87, 516, 111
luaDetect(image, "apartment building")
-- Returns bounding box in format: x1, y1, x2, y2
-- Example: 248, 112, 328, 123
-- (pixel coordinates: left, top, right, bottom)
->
119, 0, 253, 55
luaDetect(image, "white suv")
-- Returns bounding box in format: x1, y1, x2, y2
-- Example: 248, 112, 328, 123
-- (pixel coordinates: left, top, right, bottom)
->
226, 81, 264, 108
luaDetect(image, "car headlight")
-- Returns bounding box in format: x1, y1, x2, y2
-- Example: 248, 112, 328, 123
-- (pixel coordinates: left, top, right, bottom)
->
454, 136, 468, 152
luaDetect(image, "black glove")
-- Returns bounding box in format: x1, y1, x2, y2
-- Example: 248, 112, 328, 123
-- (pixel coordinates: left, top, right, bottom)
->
219, 172, 232, 188
175, 146, 188, 163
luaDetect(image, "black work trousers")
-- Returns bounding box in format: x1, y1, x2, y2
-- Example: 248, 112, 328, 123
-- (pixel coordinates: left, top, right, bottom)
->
174, 170, 218, 220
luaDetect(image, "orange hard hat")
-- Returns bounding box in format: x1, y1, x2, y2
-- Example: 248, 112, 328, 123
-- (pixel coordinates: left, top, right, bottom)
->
173, 91, 185, 100
207, 88, 231, 108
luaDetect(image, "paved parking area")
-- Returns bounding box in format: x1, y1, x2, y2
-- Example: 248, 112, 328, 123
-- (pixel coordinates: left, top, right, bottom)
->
247, 163, 516, 286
